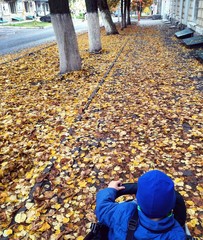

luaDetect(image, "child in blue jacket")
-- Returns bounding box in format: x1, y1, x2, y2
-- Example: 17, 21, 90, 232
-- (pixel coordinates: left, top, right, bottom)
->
96, 170, 186, 239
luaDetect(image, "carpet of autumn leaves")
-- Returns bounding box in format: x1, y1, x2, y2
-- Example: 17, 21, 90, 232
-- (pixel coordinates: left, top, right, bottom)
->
0, 21, 203, 239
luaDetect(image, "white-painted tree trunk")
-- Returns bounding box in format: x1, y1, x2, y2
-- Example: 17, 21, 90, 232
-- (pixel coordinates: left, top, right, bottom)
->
86, 12, 102, 53
51, 14, 81, 74
100, 9, 118, 35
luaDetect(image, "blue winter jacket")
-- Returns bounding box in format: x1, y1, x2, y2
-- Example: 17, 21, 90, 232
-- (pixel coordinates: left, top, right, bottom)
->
96, 188, 186, 240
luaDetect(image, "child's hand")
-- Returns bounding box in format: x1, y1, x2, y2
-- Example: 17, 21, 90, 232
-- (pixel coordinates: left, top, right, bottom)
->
108, 180, 126, 191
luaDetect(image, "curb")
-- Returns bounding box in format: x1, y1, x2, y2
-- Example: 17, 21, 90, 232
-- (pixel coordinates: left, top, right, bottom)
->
0, 19, 83, 30
0, 25, 52, 30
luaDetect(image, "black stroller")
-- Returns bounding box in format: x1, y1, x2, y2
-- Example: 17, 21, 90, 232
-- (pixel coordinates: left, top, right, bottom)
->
85, 183, 194, 240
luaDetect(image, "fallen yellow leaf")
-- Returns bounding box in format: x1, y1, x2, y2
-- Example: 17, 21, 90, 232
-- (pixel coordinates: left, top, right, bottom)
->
38, 222, 51, 232
3, 229, 13, 237
15, 212, 27, 223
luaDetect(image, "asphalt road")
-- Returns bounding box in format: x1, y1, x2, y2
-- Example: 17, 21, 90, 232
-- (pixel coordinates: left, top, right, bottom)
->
0, 20, 88, 55
0, 18, 160, 56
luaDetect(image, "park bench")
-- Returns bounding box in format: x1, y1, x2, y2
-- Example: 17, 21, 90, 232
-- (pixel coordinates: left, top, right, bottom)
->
12, 17, 24, 22
0, 17, 8, 24
182, 35, 203, 47
196, 51, 203, 62
26, 16, 35, 20
175, 28, 194, 39
152, 14, 162, 20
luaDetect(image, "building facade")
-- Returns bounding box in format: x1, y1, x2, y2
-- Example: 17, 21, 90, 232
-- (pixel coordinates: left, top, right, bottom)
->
35, 0, 49, 17
161, 0, 203, 34
0, 0, 49, 22
1, 0, 203, 35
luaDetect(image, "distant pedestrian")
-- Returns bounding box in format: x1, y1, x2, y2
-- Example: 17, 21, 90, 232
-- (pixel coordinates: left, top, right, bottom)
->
150, 3, 154, 15
153, 3, 158, 15
137, 0, 143, 21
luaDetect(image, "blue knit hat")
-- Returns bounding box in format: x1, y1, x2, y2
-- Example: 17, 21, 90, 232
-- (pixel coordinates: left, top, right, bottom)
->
136, 170, 176, 218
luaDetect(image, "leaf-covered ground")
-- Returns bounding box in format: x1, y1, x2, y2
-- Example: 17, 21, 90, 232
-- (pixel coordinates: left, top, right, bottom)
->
0, 21, 202, 239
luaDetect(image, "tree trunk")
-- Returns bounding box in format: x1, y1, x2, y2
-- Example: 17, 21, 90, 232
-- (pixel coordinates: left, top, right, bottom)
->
120, 0, 127, 29
121, 0, 124, 30
97, 0, 119, 35
85, 0, 102, 53
48, 0, 81, 74
123, 0, 127, 28
126, 0, 131, 25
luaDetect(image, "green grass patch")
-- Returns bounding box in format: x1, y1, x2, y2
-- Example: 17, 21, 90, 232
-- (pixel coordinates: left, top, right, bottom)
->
5, 21, 51, 28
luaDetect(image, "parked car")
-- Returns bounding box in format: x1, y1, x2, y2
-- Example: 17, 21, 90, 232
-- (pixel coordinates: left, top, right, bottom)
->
40, 14, 51, 23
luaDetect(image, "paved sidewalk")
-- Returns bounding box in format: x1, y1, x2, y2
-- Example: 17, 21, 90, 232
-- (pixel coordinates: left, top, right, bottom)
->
60, 21, 203, 238
0, 21, 202, 239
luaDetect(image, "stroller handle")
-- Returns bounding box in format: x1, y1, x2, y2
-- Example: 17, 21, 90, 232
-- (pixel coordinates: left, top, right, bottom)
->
115, 182, 186, 228
116, 183, 138, 199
